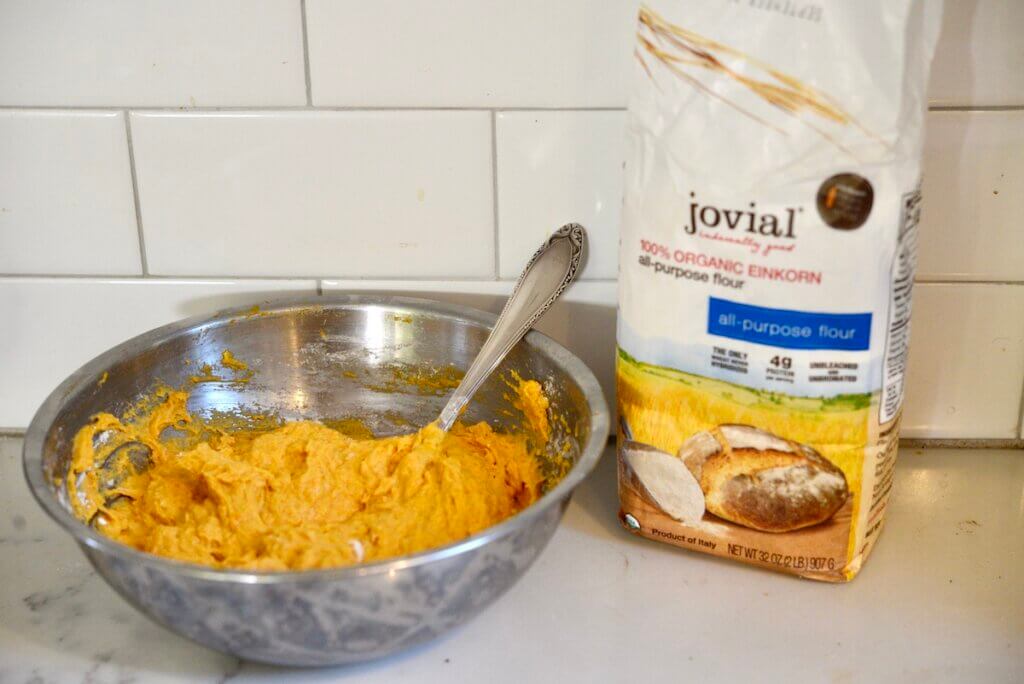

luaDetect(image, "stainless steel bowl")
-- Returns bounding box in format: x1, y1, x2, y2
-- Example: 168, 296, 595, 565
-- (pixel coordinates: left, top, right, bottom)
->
23, 295, 609, 666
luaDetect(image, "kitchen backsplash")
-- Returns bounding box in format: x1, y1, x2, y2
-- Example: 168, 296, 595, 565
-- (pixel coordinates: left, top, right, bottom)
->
1, 1, 1021, 438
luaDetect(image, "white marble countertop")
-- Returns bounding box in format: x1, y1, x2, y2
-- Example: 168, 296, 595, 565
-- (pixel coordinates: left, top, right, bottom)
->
1, 436, 1021, 683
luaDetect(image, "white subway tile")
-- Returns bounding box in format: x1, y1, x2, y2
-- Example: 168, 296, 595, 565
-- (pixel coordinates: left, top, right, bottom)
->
928, 0, 1024, 106
322, 280, 617, 408
0, 111, 140, 275
306, 0, 636, 107
0, 0, 305, 106
497, 111, 625, 280
323, 279, 514, 315
901, 283, 1024, 439
130, 111, 494, 278
0, 278, 316, 429
918, 111, 1024, 282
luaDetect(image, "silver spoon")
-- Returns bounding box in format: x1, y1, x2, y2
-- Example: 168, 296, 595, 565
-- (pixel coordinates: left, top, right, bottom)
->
436, 223, 587, 431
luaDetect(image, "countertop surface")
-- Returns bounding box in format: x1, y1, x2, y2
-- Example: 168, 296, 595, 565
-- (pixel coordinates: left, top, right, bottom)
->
1, 437, 1021, 683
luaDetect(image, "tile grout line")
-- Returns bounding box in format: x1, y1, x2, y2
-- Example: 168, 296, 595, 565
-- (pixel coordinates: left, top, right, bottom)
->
0, 104, 1021, 113
491, 110, 501, 280
299, 0, 313, 106
123, 112, 149, 275
0, 105, 626, 113
914, 278, 1024, 286
928, 104, 1024, 112
1016, 373, 1024, 439
0, 273, 612, 283
1, 273, 1021, 285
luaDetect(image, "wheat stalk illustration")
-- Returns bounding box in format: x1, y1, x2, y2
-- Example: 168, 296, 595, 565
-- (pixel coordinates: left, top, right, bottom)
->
635, 6, 887, 158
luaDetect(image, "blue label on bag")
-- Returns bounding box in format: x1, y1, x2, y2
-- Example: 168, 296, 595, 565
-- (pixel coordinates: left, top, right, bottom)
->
708, 297, 872, 350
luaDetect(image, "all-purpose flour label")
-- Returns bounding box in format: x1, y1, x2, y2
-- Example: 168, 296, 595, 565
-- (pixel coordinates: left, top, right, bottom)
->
616, 1, 942, 582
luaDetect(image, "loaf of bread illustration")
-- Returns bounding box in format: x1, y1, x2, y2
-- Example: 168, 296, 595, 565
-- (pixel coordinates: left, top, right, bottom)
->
678, 424, 849, 532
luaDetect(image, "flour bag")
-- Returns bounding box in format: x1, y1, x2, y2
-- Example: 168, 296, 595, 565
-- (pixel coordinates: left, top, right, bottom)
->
616, 1, 943, 581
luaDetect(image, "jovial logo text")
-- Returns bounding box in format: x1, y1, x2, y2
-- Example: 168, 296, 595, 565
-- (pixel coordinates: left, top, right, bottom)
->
685, 192, 801, 239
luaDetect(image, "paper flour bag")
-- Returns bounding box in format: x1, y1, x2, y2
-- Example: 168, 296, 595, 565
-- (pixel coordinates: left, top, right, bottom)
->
616, 1, 943, 581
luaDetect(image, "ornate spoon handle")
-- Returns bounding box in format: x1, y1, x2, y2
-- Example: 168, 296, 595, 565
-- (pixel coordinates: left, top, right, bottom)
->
437, 223, 587, 431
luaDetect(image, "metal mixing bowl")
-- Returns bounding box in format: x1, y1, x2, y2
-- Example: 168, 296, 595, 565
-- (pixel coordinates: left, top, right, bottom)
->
22, 295, 609, 666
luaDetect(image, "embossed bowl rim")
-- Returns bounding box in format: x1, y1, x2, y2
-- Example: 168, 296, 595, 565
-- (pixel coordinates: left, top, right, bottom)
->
23, 294, 610, 584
